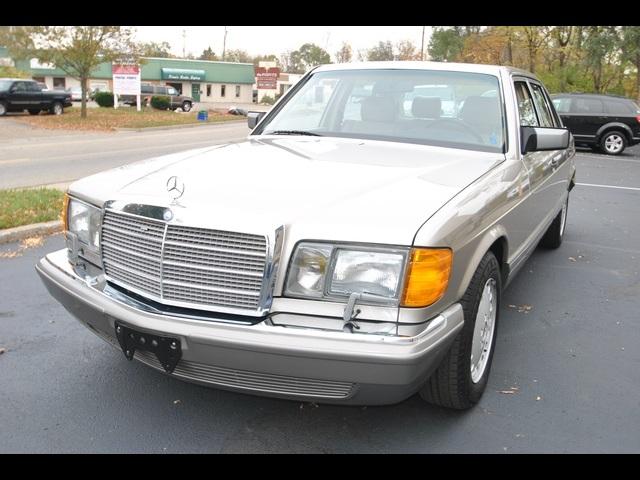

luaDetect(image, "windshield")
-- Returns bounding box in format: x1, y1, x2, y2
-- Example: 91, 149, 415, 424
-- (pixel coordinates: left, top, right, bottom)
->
256, 69, 505, 153
0, 80, 13, 92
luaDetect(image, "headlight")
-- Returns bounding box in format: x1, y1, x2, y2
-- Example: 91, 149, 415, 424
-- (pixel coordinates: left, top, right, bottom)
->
285, 242, 408, 305
285, 242, 452, 307
66, 196, 102, 251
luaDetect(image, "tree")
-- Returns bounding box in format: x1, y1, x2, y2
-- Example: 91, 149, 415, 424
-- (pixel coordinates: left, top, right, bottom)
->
428, 27, 466, 62
223, 49, 252, 63
4, 26, 140, 118
620, 26, 640, 101
287, 43, 331, 74
395, 40, 420, 60
253, 54, 279, 67
199, 46, 218, 61
366, 41, 394, 61
140, 41, 172, 58
335, 42, 352, 63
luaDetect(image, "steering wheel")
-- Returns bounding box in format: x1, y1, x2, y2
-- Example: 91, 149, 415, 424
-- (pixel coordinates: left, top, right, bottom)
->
426, 118, 484, 143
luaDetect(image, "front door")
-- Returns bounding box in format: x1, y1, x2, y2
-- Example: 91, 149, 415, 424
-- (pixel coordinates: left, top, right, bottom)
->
191, 83, 200, 102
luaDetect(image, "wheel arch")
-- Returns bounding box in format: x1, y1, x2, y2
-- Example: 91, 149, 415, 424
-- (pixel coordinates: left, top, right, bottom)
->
596, 122, 633, 144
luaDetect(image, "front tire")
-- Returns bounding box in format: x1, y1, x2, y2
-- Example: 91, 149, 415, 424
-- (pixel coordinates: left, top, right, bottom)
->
600, 130, 626, 155
540, 194, 568, 249
0, 101, 7, 116
182, 101, 192, 112
420, 251, 501, 409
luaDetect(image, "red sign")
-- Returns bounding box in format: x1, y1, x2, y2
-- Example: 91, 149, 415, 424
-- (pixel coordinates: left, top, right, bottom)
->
256, 67, 280, 90
112, 64, 140, 75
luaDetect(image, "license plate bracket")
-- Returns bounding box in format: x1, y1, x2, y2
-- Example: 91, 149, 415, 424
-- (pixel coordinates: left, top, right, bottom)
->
114, 322, 182, 373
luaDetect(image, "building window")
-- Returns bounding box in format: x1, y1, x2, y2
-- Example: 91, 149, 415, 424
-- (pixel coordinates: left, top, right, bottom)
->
53, 77, 66, 89
221, 85, 226, 97
207, 84, 211, 97
235, 85, 241, 98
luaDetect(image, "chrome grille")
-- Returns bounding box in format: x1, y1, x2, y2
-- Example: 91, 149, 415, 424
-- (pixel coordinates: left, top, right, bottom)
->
134, 350, 354, 399
101, 210, 268, 312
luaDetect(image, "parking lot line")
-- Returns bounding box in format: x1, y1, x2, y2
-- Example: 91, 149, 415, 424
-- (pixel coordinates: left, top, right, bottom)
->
577, 182, 640, 192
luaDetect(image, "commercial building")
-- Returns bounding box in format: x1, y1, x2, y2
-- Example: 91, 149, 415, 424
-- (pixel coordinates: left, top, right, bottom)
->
0, 47, 255, 104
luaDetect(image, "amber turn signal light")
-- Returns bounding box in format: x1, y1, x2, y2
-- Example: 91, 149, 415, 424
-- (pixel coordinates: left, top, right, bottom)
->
401, 248, 453, 307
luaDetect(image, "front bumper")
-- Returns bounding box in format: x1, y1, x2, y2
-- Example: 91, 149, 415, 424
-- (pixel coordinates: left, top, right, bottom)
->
36, 249, 464, 405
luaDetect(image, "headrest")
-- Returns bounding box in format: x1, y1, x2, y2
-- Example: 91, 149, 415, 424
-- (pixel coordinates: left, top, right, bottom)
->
361, 96, 397, 122
460, 96, 500, 126
411, 96, 441, 119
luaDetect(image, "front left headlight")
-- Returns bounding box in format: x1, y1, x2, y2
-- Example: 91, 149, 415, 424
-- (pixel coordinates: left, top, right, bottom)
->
65, 195, 102, 252
285, 242, 408, 306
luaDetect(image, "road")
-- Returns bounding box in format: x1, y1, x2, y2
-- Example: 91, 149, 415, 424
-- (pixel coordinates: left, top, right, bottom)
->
0, 119, 249, 189
1, 145, 639, 453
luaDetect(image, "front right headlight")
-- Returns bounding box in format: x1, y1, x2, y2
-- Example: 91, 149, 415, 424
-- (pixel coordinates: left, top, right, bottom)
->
65, 195, 102, 252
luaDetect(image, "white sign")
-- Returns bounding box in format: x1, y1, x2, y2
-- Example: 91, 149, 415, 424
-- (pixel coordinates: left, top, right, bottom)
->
112, 64, 141, 95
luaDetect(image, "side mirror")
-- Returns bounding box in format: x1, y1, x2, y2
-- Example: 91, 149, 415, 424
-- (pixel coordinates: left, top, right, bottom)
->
521, 126, 570, 155
247, 111, 265, 130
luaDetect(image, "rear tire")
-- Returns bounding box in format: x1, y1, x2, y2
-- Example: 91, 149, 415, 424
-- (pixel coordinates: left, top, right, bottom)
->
599, 130, 626, 155
50, 102, 63, 115
540, 194, 569, 249
420, 251, 501, 410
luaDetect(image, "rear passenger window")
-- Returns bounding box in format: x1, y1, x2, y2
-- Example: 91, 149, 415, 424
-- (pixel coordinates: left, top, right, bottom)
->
156, 87, 168, 95
530, 83, 557, 127
514, 81, 538, 127
573, 97, 604, 114
605, 100, 633, 115
141, 85, 153, 94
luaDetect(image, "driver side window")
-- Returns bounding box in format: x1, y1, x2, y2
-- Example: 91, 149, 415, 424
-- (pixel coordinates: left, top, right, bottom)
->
514, 81, 538, 127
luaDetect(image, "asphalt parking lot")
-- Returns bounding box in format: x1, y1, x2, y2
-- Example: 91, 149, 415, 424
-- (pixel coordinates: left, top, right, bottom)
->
0, 145, 639, 453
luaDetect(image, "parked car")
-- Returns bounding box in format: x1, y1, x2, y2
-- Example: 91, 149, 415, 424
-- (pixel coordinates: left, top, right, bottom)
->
37, 62, 575, 409
0, 78, 72, 116
551, 92, 640, 155
120, 84, 194, 112
68, 86, 91, 102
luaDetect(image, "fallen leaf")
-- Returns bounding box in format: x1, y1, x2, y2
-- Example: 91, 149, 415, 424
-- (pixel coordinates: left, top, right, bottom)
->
0, 348, 5, 354
568, 257, 577, 262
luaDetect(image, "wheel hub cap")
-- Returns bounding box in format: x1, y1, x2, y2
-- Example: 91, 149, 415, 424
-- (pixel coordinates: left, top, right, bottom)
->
605, 135, 623, 153
470, 278, 497, 383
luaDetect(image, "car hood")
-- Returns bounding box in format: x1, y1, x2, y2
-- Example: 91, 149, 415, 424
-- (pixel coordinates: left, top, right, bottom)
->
70, 136, 504, 245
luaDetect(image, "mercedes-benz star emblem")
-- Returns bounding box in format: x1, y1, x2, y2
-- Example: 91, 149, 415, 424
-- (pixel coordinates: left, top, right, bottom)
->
166, 176, 185, 201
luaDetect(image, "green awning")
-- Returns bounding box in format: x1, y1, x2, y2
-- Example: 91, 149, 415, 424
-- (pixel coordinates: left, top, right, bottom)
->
161, 68, 206, 81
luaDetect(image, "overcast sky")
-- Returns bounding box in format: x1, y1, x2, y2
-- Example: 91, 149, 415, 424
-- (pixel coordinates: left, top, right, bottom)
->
134, 26, 434, 60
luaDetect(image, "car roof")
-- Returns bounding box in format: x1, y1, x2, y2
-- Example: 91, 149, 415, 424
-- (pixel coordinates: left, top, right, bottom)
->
0, 77, 34, 82
312, 61, 537, 80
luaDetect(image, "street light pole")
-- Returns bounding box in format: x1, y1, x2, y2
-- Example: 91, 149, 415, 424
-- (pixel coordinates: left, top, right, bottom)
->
420, 26, 425, 61
222, 26, 228, 61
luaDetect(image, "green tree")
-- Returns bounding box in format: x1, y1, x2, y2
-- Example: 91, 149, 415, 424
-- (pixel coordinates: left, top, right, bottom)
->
395, 40, 419, 60
335, 42, 352, 63
366, 41, 394, 61
621, 26, 640, 101
4, 26, 139, 118
253, 54, 279, 67
428, 27, 466, 62
140, 41, 172, 58
199, 46, 218, 61
287, 43, 331, 73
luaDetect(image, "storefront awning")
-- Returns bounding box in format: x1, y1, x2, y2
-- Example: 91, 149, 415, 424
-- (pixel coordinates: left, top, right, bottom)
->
161, 68, 206, 81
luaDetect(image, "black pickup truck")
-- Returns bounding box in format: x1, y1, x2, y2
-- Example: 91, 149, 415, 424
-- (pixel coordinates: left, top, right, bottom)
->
0, 78, 73, 116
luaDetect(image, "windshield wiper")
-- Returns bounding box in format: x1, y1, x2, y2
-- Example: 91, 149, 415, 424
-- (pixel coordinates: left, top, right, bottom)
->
265, 130, 322, 136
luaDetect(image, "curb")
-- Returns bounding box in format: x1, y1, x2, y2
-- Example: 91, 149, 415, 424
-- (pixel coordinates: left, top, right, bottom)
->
115, 119, 246, 132
0, 220, 63, 245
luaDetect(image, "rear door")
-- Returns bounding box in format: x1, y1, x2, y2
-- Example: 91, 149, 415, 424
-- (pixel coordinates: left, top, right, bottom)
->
569, 96, 606, 142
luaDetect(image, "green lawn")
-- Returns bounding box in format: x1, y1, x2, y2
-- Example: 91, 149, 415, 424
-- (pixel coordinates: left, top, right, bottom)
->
16, 106, 243, 132
0, 188, 65, 230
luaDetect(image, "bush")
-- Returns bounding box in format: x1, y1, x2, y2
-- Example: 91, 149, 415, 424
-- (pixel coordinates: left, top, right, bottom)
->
260, 94, 275, 105
150, 95, 171, 110
94, 91, 114, 107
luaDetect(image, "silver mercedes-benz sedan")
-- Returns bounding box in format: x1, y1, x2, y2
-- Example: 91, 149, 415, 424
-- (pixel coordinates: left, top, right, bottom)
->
37, 62, 576, 409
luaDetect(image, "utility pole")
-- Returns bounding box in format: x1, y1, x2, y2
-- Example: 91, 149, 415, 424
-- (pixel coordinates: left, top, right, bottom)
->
222, 26, 228, 60
420, 26, 425, 61
182, 29, 186, 58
